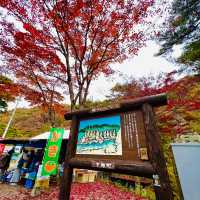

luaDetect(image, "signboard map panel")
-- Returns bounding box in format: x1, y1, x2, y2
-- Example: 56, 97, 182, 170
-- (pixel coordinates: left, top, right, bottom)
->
76, 115, 122, 155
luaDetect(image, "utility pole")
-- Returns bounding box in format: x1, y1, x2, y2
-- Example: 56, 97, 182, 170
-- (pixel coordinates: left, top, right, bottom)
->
2, 98, 19, 139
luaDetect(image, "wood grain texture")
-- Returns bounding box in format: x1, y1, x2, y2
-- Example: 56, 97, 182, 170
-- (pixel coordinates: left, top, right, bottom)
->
74, 110, 147, 162
69, 158, 154, 178
142, 103, 173, 200
59, 115, 78, 200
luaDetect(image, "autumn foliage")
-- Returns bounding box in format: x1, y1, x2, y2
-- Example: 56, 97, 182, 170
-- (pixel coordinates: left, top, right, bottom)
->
0, 182, 147, 200
110, 73, 200, 135
0, 0, 155, 109
0, 75, 20, 112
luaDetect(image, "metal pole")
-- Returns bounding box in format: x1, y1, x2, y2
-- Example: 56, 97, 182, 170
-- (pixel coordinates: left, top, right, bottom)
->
2, 98, 19, 138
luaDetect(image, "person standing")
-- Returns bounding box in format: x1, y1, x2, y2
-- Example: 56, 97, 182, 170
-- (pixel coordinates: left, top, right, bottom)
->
0, 148, 14, 182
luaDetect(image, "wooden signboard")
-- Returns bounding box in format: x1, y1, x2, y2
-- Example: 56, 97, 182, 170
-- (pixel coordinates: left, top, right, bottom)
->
59, 94, 173, 200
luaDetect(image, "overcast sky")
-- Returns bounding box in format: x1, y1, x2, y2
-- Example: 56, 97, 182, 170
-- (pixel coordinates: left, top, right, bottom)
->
88, 40, 181, 101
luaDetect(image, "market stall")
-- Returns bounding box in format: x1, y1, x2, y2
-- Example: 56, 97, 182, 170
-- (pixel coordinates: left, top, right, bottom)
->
0, 130, 69, 190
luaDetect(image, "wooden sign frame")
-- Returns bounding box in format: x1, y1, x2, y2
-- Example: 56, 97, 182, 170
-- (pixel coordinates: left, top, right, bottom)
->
59, 94, 173, 200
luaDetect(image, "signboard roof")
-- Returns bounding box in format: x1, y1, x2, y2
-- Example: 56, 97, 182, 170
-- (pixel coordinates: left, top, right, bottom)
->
64, 93, 167, 120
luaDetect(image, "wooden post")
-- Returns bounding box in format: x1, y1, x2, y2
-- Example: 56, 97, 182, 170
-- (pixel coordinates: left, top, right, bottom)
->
69, 158, 154, 177
59, 115, 78, 200
142, 103, 173, 200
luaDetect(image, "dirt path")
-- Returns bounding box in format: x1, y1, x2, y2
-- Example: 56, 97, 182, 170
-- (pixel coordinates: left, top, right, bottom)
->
0, 184, 28, 199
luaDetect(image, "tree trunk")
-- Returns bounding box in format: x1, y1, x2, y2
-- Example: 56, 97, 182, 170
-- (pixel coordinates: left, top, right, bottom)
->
48, 108, 55, 127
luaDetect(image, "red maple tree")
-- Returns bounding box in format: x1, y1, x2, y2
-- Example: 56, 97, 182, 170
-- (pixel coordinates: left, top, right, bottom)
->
0, 0, 155, 109
110, 72, 200, 135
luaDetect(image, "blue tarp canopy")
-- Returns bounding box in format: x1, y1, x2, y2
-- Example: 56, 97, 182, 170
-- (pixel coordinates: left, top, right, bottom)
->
0, 139, 47, 148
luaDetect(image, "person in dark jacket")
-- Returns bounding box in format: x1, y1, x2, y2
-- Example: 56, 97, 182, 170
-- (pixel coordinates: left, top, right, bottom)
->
0, 148, 14, 182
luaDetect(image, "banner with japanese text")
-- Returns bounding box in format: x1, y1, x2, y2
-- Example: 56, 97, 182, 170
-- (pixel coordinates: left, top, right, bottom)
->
41, 128, 64, 176
0, 144, 5, 154
0, 138, 5, 154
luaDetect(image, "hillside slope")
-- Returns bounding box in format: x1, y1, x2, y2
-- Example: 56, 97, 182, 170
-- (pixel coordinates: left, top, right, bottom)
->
0, 106, 70, 139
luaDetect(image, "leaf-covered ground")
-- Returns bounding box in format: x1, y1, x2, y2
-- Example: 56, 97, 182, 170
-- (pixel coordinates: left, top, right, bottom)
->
0, 182, 147, 200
